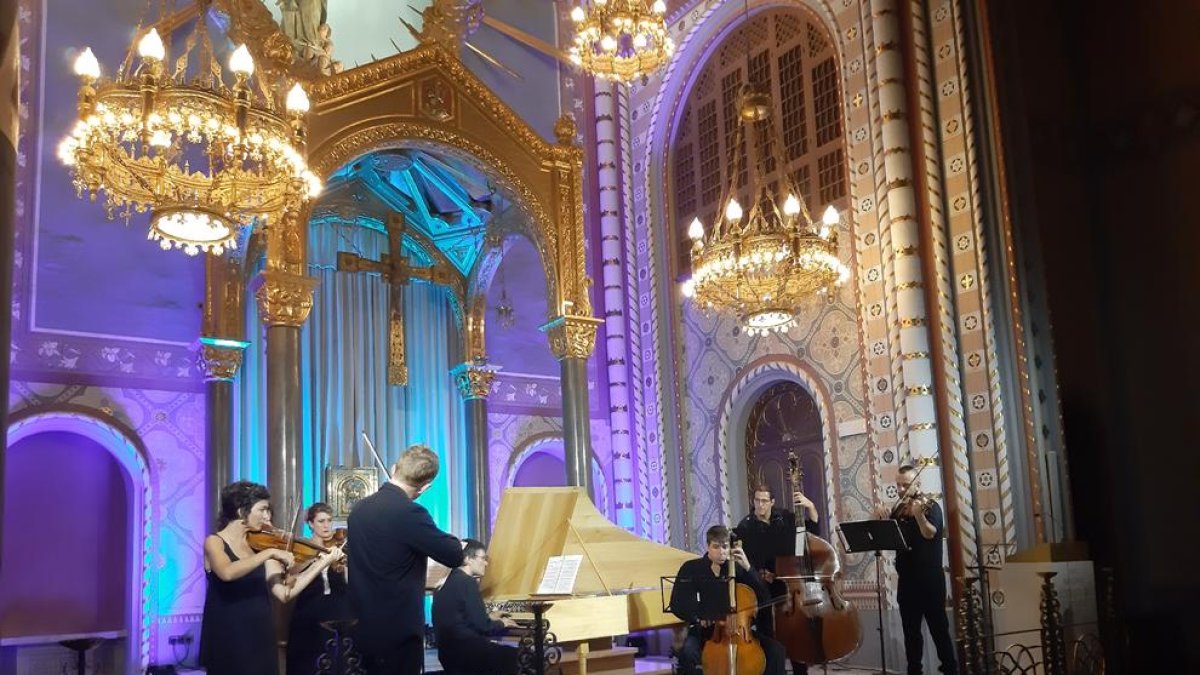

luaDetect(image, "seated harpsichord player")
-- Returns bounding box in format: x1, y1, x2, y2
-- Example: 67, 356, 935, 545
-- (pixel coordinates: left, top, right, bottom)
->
431, 538, 520, 675
668, 525, 787, 675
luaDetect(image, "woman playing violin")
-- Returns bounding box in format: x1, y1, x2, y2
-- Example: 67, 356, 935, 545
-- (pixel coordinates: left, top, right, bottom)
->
199, 482, 345, 675
667, 525, 787, 675
286, 502, 352, 675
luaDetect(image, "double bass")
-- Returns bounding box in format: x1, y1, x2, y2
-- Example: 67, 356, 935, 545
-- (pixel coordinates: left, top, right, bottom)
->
772, 452, 861, 663
701, 539, 767, 675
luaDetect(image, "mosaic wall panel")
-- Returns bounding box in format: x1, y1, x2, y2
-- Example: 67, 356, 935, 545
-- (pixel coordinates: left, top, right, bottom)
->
8, 380, 207, 665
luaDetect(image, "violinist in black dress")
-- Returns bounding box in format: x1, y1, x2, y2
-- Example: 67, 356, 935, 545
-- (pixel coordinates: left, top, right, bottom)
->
199, 481, 345, 675
286, 502, 352, 675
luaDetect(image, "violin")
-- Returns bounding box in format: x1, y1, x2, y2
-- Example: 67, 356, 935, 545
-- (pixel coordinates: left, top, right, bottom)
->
701, 540, 767, 675
246, 525, 331, 570
890, 492, 934, 519
326, 527, 348, 573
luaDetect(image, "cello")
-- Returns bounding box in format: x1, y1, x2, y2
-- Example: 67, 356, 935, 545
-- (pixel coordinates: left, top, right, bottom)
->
701, 539, 767, 675
772, 452, 862, 664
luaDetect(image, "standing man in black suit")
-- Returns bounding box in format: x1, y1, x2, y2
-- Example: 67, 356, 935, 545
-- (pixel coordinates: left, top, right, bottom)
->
348, 444, 465, 675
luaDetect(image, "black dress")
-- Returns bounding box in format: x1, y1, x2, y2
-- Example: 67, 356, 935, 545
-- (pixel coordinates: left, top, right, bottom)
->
286, 565, 352, 675
199, 538, 278, 675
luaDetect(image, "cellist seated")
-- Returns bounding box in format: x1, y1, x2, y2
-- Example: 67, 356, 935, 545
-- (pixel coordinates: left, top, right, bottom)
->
668, 525, 787, 675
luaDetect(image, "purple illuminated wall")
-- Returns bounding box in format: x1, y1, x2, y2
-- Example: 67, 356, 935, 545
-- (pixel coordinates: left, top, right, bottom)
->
0, 431, 128, 637
512, 447, 567, 488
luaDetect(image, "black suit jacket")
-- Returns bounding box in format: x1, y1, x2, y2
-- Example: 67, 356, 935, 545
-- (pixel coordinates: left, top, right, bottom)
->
347, 482, 465, 652
669, 555, 770, 635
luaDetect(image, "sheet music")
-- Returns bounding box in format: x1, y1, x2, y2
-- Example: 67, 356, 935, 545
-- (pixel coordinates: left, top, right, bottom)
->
535, 554, 583, 595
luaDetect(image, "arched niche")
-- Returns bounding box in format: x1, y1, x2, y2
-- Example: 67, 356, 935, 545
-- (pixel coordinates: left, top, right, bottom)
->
504, 434, 611, 520
305, 45, 596, 361
5, 406, 154, 672
716, 356, 842, 531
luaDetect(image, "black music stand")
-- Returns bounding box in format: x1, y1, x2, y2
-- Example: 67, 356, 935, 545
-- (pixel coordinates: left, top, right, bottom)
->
839, 519, 908, 675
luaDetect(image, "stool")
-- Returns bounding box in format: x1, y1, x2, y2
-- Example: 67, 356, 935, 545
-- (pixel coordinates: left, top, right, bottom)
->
59, 638, 105, 675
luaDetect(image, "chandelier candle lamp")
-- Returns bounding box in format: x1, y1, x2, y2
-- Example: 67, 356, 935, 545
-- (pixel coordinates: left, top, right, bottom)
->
568, 0, 674, 83
58, 10, 321, 257
681, 87, 850, 335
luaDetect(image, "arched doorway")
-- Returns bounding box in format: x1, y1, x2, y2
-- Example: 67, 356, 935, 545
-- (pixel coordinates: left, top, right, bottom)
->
744, 382, 828, 525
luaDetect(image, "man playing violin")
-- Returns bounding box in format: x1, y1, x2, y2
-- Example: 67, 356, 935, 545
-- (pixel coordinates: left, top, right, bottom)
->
348, 445, 464, 675
668, 525, 787, 675
734, 483, 819, 675
875, 465, 959, 675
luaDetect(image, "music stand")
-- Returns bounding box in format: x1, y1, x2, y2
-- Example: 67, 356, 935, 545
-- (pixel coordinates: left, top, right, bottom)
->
838, 519, 908, 675
661, 575, 734, 621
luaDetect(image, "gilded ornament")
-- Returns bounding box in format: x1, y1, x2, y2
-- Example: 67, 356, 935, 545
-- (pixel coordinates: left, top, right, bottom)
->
198, 343, 246, 382
541, 315, 602, 361
451, 361, 498, 400
389, 317, 408, 386
253, 270, 318, 327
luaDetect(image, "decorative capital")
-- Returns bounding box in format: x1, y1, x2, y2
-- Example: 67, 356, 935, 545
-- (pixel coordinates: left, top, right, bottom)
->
196, 337, 250, 382
252, 270, 318, 327
540, 314, 603, 361
451, 359, 500, 401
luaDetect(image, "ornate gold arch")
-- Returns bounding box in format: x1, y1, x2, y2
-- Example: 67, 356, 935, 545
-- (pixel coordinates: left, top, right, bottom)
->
305, 45, 596, 362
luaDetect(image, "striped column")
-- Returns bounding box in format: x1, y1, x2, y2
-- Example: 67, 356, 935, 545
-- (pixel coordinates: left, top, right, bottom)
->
0, 1, 19, 563
594, 81, 637, 531
871, 0, 942, 492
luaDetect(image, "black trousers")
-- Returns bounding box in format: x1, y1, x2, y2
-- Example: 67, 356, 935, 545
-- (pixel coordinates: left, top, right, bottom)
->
677, 629, 787, 675
360, 635, 423, 675
897, 580, 959, 675
437, 637, 519, 675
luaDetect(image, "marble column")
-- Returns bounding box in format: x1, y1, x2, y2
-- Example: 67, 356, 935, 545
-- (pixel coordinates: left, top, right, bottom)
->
452, 360, 498, 539
254, 264, 316, 521
199, 339, 248, 525
542, 315, 602, 499
592, 81, 637, 529
0, 2, 18, 558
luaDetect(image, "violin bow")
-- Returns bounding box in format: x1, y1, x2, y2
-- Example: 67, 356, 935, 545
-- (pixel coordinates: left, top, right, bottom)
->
360, 431, 392, 481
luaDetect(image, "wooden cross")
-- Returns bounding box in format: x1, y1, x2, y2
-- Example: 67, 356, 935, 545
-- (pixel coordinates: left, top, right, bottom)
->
336, 212, 412, 385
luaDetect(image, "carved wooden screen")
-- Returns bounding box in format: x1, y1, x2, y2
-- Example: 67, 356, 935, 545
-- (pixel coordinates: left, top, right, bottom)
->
744, 381, 828, 526
669, 10, 847, 277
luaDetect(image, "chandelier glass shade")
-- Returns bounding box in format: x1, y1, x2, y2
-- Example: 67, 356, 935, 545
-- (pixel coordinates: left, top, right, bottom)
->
568, 0, 674, 83
57, 12, 321, 257
683, 87, 850, 335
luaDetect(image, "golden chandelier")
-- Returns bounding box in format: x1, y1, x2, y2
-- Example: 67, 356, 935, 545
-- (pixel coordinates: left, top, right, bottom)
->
57, 5, 321, 257
683, 88, 850, 335
568, 0, 674, 83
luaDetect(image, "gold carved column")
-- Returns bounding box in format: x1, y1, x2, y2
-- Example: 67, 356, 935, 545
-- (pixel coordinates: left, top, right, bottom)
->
452, 359, 498, 538
201, 256, 248, 526
542, 314, 602, 499
252, 196, 317, 521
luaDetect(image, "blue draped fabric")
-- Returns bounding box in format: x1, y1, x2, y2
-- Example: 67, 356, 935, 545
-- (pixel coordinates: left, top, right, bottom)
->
233, 255, 268, 485
301, 219, 466, 533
